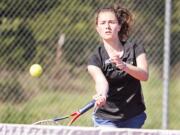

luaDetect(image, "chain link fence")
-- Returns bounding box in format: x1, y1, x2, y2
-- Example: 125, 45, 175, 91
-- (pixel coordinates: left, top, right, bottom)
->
0, 0, 179, 129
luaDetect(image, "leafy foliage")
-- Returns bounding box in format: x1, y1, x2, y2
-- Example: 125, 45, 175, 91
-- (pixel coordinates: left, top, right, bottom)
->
0, 0, 179, 71
0, 77, 27, 103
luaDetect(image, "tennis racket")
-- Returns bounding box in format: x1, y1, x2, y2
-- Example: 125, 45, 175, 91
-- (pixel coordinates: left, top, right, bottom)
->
33, 99, 95, 126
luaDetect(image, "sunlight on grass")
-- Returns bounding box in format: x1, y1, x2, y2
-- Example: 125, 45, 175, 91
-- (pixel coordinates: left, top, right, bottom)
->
0, 65, 179, 128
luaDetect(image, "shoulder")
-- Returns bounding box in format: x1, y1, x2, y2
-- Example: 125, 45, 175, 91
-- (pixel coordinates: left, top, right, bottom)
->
93, 45, 104, 54
123, 40, 137, 48
87, 45, 104, 67
88, 45, 103, 59
123, 40, 146, 57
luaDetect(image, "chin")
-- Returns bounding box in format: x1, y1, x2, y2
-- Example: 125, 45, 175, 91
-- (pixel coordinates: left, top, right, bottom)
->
103, 36, 113, 40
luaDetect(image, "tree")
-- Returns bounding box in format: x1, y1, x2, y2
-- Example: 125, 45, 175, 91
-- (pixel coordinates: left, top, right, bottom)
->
0, 0, 60, 70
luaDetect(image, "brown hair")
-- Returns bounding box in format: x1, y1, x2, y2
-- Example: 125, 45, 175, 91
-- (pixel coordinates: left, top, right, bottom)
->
95, 4, 134, 41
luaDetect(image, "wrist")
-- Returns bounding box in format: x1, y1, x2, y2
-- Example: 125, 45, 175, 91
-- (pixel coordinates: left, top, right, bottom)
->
93, 93, 107, 101
122, 62, 127, 70
98, 93, 107, 98
116, 62, 127, 70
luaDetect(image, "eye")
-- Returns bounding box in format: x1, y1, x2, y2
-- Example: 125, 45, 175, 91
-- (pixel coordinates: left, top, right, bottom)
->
99, 21, 106, 25
109, 20, 118, 24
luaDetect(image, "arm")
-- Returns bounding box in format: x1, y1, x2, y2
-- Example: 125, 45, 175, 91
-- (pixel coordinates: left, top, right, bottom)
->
112, 53, 149, 81
123, 53, 149, 81
87, 65, 108, 107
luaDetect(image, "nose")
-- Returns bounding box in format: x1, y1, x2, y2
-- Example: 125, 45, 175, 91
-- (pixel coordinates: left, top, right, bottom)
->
105, 22, 110, 29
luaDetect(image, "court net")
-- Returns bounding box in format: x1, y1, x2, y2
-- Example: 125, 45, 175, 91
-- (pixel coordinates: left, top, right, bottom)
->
0, 123, 180, 135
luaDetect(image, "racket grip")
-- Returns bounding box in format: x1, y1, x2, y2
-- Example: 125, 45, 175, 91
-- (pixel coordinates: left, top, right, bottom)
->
78, 100, 96, 115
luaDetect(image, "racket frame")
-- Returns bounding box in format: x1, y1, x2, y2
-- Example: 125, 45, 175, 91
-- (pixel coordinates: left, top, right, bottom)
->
33, 100, 95, 125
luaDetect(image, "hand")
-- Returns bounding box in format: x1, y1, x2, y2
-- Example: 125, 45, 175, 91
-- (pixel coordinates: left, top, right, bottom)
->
93, 94, 107, 108
110, 55, 126, 70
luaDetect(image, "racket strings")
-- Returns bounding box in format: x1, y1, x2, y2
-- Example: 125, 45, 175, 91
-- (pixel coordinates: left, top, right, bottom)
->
33, 120, 58, 125
32, 100, 95, 126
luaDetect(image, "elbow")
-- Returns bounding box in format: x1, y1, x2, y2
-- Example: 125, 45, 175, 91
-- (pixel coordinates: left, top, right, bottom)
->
141, 72, 149, 81
142, 76, 148, 81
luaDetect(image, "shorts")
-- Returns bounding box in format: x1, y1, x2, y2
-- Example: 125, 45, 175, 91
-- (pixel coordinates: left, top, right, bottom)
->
92, 112, 147, 128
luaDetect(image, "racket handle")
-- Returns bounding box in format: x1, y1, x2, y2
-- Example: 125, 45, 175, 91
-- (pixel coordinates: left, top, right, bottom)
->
78, 100, 96, 115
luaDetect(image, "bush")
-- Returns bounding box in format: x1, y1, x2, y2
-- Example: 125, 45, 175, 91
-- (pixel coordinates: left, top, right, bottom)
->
0, 78, 27, 103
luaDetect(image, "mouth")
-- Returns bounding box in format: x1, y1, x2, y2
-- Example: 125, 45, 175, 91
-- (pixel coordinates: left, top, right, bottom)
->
105, 31, 112, 34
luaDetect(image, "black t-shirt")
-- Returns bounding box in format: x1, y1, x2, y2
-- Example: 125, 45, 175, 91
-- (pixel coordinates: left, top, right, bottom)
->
87, 41, 146, 120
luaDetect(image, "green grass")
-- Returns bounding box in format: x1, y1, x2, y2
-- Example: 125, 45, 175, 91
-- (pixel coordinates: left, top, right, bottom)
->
0, 89, 94, 126
0, 66, 179, 129
169, 78, 180, 129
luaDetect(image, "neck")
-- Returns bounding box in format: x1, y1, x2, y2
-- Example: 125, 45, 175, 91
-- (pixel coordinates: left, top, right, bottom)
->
103, 38, 124, 58
103, 39, 123, 52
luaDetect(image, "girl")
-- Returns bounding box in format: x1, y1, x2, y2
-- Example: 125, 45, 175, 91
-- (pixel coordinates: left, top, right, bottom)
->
87, 4, 149, 128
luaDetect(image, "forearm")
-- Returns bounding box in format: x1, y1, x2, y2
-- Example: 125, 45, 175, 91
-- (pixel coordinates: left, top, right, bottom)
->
87, 65, 109, 107
93, 82, 108, 107
122, 63, 149, 81
112, 53, 149, 81
95, 81, 109, 97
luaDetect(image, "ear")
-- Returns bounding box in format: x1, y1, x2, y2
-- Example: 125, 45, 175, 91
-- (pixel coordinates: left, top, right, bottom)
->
117, 25, 121, 32
96, 26, 100, 34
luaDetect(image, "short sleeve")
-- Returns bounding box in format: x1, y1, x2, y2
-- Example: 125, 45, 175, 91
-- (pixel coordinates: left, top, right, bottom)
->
87, 48, 102, 68
134, 44, 146, 57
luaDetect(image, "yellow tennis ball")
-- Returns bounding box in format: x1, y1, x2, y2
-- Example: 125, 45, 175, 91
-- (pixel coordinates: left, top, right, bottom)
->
29, 64, 43, 77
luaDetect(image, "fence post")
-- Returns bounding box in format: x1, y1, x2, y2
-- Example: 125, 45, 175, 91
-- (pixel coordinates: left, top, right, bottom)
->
163, 0, 172, 129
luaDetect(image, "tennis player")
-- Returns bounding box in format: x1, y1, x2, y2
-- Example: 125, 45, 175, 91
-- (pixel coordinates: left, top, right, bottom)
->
87, 3, 149, 128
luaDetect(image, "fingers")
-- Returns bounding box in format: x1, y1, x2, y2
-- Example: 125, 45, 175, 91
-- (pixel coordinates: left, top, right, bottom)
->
110, 55, 122, 64
93, 94, 107, 108
110, 55, 126, 70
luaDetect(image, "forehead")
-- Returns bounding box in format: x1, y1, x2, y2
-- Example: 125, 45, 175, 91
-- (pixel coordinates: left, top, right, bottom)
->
98, 11, 117, 21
